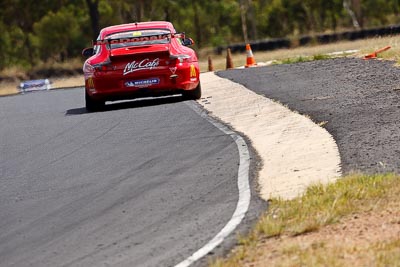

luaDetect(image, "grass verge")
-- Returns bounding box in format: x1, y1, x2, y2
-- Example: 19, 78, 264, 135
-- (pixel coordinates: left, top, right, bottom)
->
210, 173, 400, 267
200, 34, 400, 71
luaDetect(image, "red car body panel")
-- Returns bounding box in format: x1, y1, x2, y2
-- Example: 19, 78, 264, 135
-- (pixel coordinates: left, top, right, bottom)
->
83, 21, 200, 103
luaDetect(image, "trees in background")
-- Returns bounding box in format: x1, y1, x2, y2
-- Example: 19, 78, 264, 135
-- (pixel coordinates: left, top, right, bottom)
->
1, 0, 400, 70
85, 0, 100, 40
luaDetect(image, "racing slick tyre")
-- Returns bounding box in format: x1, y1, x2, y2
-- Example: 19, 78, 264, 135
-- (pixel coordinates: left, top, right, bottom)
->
85, 91, 105, 112
183, 83, 202, 100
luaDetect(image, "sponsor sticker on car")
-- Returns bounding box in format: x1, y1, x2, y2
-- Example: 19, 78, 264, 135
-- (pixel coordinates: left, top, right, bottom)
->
125, 78, 160, 88
189, 64, 197, 81
123, 58, 160, 75
93, 33, 185, 46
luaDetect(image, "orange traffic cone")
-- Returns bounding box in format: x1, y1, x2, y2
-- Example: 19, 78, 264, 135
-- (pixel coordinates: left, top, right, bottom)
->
208, 56, 214, 72
245, 44, 257, 68
226, 48, 234, 69
364, 45, 391, 59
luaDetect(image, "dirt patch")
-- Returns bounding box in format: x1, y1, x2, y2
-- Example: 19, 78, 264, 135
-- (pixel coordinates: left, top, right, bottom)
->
0, 83, 19, 96
243, 203, 400, 267
51, 75, 84, 89
0, 75, 84, 96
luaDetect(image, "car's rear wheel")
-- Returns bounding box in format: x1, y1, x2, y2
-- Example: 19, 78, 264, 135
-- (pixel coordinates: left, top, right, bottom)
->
85, 91, 105, 111
183, 83, 202, 100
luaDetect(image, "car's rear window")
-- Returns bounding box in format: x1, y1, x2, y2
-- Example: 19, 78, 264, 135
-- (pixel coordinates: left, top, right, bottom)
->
106, 29, 171, 49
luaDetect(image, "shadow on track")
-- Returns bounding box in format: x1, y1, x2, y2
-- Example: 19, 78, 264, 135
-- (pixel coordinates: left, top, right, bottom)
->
65, 95, 186, 116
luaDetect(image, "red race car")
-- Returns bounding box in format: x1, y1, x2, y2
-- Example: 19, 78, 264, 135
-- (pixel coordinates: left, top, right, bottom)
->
82, 21, 201, 111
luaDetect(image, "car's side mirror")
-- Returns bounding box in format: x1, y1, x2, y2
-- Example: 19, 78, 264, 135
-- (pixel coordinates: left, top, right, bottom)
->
82, 47, 94, 58
182, 38, 194, 46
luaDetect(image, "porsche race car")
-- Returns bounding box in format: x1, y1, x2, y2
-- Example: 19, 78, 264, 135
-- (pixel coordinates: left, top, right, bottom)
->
82, 21, 201, 111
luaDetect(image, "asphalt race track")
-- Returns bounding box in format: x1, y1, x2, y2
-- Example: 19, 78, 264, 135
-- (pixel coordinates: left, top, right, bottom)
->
219, 58, 400, 175
0, 90, 263, 267
2, 57, 399, 267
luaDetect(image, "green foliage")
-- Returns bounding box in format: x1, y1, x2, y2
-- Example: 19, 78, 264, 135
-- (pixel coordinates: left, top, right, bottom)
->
98, 0, 119, 28
1, 0, 400, 71
32, 6, 88, 62
312, 54, 333, 60
0, 23, 31, 69
280, 56, 309, 64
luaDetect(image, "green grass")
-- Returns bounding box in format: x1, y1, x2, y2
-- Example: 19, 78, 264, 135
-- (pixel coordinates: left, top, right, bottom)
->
255, 173, 398, 238
277, 54, 333, 65
210, 173, 400, 267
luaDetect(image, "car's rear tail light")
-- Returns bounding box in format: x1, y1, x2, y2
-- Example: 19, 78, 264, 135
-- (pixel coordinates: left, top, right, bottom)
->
93, 58, 115, 71
83, 62, 95, 74
170, 54, 191, 64
94, 63, 115, 71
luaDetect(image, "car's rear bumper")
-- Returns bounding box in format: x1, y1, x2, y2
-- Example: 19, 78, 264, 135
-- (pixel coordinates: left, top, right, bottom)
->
93, 87, 186, 101
85, 64, 199, 101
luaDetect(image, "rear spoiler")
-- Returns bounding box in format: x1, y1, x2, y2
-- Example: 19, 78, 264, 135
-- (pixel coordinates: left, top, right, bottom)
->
93, 32, 185, 46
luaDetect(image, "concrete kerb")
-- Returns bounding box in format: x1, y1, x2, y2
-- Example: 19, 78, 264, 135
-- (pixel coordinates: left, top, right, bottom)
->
198, 72, 342, 200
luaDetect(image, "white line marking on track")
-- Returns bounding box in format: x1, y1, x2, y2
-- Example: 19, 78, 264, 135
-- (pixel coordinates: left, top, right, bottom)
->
174, 102, 251, 267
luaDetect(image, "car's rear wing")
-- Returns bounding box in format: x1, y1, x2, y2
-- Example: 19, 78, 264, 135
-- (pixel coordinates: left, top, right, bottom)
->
93, 32, 185, 47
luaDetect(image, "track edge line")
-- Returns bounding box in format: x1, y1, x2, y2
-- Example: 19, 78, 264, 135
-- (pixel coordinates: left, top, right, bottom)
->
174, 101, 251, 267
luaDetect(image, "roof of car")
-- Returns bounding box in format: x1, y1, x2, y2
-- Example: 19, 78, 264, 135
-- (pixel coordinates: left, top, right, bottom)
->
100, 21, 175, 37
